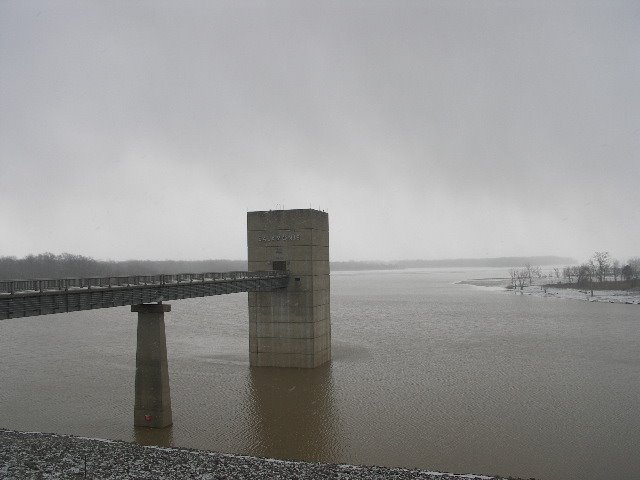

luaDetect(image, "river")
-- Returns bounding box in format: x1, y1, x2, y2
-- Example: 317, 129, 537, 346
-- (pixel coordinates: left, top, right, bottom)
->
1, 268, 638, 479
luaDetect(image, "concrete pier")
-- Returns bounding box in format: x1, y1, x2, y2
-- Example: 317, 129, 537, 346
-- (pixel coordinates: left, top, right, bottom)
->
132, 303, 172, 428
247, 209, 330, 368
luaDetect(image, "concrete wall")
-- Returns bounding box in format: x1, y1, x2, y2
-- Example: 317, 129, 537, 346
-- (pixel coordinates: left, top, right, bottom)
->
247, 209, 330, 368
132, 303, 172, 428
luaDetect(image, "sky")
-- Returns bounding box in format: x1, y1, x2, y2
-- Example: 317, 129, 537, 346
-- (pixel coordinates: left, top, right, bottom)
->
1, 0, 638, 262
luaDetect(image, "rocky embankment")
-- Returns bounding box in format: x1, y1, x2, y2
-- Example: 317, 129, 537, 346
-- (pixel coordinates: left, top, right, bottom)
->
0, 429, 521, 480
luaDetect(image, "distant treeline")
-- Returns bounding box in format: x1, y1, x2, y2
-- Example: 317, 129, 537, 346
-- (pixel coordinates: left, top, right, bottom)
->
508, 251, 640, 290
331, 256, 576, 271
0, 253, 247, 280
0, 253, 577, 280
551, 252, 639, 288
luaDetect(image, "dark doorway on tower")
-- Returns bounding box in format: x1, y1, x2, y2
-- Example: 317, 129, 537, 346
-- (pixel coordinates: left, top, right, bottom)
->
272, 261, 287, 271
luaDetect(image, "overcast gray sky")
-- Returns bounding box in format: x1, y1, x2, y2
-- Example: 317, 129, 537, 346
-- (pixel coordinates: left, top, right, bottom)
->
1, 1, 638, 262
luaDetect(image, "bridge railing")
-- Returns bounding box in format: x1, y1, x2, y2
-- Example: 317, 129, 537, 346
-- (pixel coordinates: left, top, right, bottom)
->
0, 271, 287, 296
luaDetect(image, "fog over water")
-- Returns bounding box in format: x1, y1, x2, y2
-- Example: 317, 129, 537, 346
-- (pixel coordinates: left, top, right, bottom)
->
1, 4, 639, 479
1, 1, 639, 262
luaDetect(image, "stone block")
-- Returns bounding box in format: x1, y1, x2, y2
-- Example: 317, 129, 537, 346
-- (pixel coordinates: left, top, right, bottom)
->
280, 291, 314, 308
246, 212, 266, 232
256, 322, 315, 339
313, 333, 330, 353
312, 229, 329, 247
281, 306, 315, 323
313, 289, 329, 307
312, 260, 330, 276
253, 352, 316, 368
313, 348, 331, 367
132, 303, 171, 313
265, 245, 313, 262
288, 260, 314, 276
257, 337, 314, 355
252, 304, 315, 323
263, 246, 287, 262
313, 319, 330, 337
248, 209, 328, 231
248, 292, 257, 307
312, 245, 330, 261
285, 274, 312, 291
253, 306, 272, 323
313, 303, 330, 321
284, 274, 330, 292
302, 274, 328, 291
249, 292, 275, 307
249, 352, 258, 365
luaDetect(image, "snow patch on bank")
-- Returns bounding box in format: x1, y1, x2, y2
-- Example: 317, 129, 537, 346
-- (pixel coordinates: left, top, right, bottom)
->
457, 279, 640, 305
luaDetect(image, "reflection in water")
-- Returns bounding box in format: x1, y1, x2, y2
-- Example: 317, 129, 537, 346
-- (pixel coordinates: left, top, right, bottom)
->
134, 425, 173, 447
247, 364, 342, 463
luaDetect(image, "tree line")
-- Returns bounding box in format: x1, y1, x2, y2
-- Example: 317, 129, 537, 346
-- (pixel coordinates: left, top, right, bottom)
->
508, 263, 544, 289
2, 253, 581, 279
332, 256, 576, 271
557, 252, 640, 285
508, 252, 640, 290
0, 253, 247, 280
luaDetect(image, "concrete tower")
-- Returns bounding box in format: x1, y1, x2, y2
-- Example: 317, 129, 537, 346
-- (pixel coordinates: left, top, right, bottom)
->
247, 209, 330, 368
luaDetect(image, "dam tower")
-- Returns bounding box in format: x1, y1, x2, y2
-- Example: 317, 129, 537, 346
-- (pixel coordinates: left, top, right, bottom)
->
247, 209, 330, 368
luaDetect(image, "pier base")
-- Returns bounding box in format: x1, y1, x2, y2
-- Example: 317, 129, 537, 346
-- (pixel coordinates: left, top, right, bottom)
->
132, 303, 172, 428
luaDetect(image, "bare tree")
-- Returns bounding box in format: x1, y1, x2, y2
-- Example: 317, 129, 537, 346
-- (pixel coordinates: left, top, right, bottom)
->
553, 267, 561, 281
622, 264, 633, 281
571, 265, 581, 280
577, 263, 593, 286
612, 260, 621, 282
516, 269, 528, 290
524, 263, 534, 286
591, 251, 611, 283
533, 266, 543, 279
629, 257, 640, 280
563, 266, 574, 283
508, 268, 518, 289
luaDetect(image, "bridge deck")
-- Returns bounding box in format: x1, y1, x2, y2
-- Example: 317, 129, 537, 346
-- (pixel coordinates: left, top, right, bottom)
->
0, 271, 288, 320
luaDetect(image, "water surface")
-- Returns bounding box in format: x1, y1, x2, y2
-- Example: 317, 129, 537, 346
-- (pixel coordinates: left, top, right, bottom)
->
1, 268, 638, 479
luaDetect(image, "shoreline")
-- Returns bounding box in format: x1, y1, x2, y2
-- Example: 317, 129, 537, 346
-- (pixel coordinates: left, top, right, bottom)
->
0, 429, 520, 480
457, 278, 640, 305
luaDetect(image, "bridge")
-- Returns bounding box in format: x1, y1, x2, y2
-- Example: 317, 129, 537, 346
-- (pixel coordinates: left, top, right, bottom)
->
0, 271, 289, 320
0, 209, 331, 429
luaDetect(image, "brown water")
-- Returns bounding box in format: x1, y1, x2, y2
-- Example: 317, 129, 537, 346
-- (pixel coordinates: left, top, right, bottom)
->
1, 268, 639, 479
